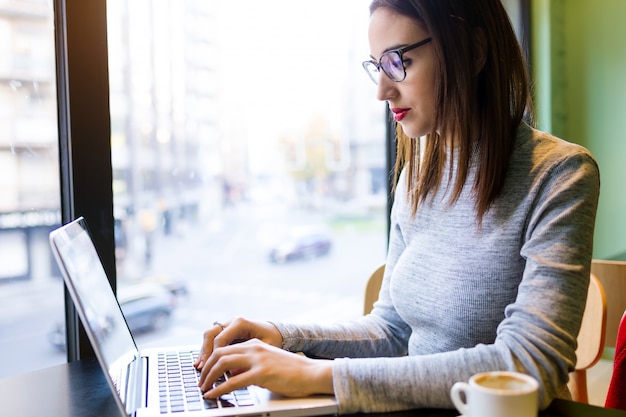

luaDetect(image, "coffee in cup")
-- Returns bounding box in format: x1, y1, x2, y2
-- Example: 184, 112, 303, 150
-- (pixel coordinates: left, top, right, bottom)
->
450, 371, 539, 417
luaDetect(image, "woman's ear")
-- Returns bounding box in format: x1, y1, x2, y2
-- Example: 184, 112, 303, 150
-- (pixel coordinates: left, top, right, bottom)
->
473, 27, 487, 75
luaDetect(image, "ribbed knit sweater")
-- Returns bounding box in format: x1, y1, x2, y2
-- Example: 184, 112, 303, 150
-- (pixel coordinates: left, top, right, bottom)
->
273, 123, 600, 414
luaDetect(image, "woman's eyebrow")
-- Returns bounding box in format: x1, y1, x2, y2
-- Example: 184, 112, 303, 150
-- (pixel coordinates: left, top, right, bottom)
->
369, 43, 414, 59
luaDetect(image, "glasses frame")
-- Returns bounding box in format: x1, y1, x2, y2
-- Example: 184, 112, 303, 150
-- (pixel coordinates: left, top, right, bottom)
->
362, 37, 433, 84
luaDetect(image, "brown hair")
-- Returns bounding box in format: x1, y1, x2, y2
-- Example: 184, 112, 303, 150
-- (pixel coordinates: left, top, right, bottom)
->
369, 0, 533, 224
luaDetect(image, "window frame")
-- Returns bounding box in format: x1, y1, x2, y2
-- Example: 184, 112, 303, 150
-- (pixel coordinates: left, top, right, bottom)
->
54, 0, 115, 361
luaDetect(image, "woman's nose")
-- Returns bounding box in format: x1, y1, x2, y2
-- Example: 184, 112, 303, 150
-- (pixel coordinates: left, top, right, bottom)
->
376, 74, 397, 102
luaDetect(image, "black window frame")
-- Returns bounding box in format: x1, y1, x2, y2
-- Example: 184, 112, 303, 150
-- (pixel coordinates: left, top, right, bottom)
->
54, 0, 115, 361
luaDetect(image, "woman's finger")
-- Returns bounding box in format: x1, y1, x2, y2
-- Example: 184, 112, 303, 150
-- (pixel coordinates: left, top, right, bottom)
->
213, 317, 251, 349
203, 362, 257, 398
198, 341, 249, 386
194, 321, 230, 369
198, 348, 252, 393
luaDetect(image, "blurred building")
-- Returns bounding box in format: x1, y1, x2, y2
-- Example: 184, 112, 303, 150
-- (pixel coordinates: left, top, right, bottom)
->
0, 0, 60, 282
0, 0, 386, 282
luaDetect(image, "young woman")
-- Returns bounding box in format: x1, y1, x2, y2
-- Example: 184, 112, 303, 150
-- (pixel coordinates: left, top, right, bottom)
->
195, 0, 600, 413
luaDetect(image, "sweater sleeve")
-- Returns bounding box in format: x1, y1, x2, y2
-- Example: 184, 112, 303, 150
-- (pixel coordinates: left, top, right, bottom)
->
274, 145, 600, 414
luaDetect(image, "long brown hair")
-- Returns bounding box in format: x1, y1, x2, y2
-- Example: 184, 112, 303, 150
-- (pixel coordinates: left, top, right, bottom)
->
370, 0, 533, 224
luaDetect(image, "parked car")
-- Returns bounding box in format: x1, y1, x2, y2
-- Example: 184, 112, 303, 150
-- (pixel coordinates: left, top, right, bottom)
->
48, 282, 177, 351
117, 282, 177, 331
269, 227, 332, 263
136, 274, 188, 297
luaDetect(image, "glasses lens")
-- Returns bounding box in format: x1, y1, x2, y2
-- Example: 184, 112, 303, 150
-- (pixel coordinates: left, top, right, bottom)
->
362, 61, 380, 84
380, 51, 405, 82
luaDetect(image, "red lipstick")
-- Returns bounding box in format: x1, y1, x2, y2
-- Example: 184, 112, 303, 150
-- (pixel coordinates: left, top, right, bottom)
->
391, 108, 410, 122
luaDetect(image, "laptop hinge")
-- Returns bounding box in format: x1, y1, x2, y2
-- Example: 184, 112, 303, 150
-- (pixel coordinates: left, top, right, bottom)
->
126, 354, 148, 415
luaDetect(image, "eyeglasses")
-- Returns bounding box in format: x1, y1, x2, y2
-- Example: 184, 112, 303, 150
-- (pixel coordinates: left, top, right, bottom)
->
362, 37, 432, 84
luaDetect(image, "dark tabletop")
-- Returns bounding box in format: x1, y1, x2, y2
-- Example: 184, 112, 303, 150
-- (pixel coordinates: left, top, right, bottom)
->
0, 359, 624, 417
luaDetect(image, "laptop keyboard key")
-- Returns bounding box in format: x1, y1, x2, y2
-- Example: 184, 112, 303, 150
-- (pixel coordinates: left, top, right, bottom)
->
158, 350, 257, 412
203, 398, 219, 409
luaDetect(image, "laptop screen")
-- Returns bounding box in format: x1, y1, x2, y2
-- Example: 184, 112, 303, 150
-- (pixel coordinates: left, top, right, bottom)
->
50, 218, 138, 405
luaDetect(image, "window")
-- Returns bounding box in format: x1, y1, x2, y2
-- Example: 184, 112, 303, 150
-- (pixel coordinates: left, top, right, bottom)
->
0, 0, 388, 376
0, 1, 532, 375
106, 0, 388, 349
0, 0, 63, 378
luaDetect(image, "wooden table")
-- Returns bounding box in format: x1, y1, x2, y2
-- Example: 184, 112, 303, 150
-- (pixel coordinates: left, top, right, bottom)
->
0, 359, 624, 417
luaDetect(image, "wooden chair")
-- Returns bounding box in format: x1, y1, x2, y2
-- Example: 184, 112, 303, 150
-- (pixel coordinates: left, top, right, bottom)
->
568, 273, 607, 403
590, 260, 626, 350
363, 264, 385, 315
362, 265, 607, 404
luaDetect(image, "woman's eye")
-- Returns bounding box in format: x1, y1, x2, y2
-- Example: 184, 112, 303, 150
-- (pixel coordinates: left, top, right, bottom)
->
390, 58, 404, 70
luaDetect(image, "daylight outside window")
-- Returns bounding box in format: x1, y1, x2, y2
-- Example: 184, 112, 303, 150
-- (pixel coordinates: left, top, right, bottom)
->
106, 0, 388, 349
0, 0, 530, 380
0, 0, 63, 378
0, 0, 388, 379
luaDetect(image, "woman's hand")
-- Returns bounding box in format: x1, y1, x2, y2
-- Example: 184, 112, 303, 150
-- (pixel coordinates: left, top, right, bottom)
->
194, 317, 283, 370
197, 338, 334, 398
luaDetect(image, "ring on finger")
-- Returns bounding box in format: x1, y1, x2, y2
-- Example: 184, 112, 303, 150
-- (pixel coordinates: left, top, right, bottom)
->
213, 321, 225, 330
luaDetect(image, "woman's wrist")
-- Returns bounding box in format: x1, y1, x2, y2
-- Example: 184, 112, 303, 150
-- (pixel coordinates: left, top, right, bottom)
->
306, 358, 334, 396
262, 321, 284, 348
264, 321, 286, 348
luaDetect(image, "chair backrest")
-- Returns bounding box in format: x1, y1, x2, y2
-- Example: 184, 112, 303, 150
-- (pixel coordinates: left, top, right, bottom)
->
363, 264, 385, 315
568, 272, 607, 403
605, 310, 626, 410
575, 273, 608, 368
362, 265, 607, 404
590, 259, 626, 349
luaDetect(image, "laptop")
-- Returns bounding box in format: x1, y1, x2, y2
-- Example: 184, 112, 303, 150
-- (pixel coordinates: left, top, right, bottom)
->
49, 217, 338, 417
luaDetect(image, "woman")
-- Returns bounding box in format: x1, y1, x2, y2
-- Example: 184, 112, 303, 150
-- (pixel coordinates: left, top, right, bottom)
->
195, 0, 600, 413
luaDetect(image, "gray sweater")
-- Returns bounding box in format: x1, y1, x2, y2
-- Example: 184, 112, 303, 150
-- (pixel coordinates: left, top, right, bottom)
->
273, 123, 600, 413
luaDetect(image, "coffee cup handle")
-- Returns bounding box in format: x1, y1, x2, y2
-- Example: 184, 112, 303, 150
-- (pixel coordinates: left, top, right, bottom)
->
450, 382, 470, 416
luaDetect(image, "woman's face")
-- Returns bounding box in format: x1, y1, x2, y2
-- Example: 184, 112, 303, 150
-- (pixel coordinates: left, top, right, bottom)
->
367, 8, 437, 139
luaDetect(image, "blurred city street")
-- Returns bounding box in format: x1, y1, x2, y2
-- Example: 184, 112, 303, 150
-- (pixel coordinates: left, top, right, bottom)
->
0, 205, 387, 378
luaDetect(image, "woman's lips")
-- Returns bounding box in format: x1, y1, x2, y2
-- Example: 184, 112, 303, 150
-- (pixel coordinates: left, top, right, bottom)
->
391, 108, 410, 122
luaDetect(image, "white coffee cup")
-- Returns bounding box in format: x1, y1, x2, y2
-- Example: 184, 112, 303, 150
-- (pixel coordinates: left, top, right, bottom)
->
450, 371, 539, 417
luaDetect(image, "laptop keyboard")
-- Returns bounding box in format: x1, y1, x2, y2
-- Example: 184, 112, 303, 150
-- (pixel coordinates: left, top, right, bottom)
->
157, 350, 256, 413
